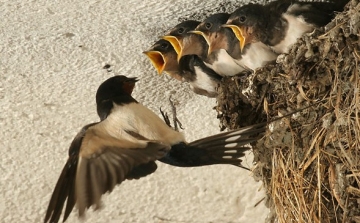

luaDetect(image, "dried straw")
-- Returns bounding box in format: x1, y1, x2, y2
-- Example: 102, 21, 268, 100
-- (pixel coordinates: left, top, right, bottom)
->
216, 1, 360, 222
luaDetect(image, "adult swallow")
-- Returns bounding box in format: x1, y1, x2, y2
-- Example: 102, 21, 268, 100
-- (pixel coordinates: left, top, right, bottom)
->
194, 13, 277, 73
226, 0, 349, 54
44, 75, 267, 222
143, 39, 221, 97
143, 39, 182, 80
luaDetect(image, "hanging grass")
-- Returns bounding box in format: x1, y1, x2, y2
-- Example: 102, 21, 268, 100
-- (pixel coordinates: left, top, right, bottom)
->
216, 1, 360, 222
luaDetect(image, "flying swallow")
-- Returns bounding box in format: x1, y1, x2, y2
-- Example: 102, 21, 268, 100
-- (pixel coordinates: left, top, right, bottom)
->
44, 75, 267, 222
226, 0, 349, 54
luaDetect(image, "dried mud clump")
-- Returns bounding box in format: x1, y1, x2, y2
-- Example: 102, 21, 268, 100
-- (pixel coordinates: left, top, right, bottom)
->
216, 1, 360, 222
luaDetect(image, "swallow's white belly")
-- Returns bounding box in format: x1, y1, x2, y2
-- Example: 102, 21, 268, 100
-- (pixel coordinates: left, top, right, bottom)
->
99, 102, 185, 145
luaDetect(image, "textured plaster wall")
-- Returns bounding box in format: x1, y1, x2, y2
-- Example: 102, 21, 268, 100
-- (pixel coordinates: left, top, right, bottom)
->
0, 0, 268, 222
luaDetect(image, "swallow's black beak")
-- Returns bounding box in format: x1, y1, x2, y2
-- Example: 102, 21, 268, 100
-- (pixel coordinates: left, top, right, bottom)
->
126, 77, 139, 83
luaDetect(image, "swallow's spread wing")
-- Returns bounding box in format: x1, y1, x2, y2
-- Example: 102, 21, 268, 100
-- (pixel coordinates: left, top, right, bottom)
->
44, 124, 170, 223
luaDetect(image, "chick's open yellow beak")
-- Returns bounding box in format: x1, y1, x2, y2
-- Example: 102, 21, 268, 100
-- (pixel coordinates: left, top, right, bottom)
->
143, 51, 166, 75
222, 24, 246, 52
188, 30, 213, 55
161, 35, 183, 62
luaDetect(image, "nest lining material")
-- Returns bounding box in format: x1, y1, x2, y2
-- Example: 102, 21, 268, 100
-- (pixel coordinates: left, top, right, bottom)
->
215, 1, 360, 222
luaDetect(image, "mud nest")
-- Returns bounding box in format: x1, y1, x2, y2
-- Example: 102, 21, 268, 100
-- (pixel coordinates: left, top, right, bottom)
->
216, 1, 360, 222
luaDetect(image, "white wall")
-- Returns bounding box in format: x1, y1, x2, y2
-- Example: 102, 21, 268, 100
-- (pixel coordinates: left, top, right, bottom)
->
0, 0, 268, 222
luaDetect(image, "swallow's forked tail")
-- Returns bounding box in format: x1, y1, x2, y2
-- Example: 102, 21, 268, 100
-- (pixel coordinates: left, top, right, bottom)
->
159, 122, 267, 169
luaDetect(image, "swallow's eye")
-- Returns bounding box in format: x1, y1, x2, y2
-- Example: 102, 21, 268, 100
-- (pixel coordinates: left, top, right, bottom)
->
178, 28, 185, 34
161, 43, 168, 49
205, 22, 212, 29
239, 16, 246, 23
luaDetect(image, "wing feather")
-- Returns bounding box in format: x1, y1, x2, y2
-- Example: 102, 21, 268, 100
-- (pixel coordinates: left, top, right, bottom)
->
75, 126, 170, 217
44, 124, 170, 223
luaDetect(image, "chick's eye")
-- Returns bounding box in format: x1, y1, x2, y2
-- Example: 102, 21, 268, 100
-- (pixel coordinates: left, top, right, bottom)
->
161, 43, 168, 49
205, 22, 212, 29
239, 16, 246, 23
178, 28, 185, 34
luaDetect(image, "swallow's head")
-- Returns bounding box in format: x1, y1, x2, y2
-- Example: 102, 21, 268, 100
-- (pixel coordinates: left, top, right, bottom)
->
192, 13, 231, 55
227, 4, 264, 28
224, 4, 263, 51
165, 20, 201, 37
196, 13, 230, 34
143, 39, 182, 80
143, 39, 175, 75
162, 20, 201, 61
96, 75, 138, 104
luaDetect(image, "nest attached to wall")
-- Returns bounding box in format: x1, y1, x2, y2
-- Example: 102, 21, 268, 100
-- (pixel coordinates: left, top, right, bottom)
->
216, 1, 360, 222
